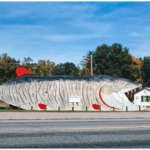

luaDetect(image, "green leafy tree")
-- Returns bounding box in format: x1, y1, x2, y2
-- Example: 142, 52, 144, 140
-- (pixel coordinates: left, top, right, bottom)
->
0, 53, 20, 82
141, 56, 150, 86
79, 51, 94, 76
21, 57, 34, 73
80, 43, 140, 81
33, 60, 55, 76
53, 62, 79, 76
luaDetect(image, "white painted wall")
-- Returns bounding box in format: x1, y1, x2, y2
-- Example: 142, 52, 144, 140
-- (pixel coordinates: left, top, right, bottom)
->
134, 88, 150, 106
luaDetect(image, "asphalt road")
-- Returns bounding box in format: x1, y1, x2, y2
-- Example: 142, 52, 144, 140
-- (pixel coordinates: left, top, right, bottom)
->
0, 119, 150, 148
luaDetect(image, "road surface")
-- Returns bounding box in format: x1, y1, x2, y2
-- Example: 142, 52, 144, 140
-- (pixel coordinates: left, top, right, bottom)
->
1, 112, 150, 120
0, 119, 150, 148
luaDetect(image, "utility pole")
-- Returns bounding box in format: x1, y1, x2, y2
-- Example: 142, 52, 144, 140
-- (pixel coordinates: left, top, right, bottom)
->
91, 54, 93, 76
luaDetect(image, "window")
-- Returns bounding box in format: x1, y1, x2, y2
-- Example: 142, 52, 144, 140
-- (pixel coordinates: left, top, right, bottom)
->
141, 96, 150, 102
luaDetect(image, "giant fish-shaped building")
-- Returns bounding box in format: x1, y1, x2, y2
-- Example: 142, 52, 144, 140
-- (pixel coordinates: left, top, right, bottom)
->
0, 68, 142, 111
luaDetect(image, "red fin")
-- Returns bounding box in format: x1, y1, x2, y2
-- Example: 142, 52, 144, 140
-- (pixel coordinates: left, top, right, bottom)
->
9, 106, 13, 110
38, 103, 47, 110
16, 67, 35, 77
92, 104, 100, 110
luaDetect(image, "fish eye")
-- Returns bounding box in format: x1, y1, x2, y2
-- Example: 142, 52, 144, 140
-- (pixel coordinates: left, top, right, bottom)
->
116, 80, 120, 83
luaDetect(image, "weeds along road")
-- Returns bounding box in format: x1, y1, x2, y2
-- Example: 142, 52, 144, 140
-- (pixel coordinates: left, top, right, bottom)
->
0, 119, 150, 148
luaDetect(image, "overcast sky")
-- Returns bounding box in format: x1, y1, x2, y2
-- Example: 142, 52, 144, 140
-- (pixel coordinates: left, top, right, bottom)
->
0, 2, 150, 65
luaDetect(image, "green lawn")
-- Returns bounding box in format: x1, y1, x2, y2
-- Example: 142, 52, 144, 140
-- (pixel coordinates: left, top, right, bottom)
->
0, 106, 149, 112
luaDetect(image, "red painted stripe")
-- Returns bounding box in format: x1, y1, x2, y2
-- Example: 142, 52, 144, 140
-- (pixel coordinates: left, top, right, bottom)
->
99, 87, 118, 109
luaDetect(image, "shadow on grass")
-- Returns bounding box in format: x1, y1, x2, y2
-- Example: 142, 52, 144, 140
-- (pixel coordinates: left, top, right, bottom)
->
0, 106, 23, 111
0, 106, 7, 110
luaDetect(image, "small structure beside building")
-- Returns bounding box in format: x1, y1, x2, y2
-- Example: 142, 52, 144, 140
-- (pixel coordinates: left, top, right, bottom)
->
134, 87, 150, 106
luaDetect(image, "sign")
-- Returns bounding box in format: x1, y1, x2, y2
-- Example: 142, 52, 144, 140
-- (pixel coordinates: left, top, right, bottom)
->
143, 90, 149, 94
69, 96, 81, 103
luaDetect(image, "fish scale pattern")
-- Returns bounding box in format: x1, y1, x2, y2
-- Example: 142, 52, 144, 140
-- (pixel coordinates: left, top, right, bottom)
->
0, 74, 141, 111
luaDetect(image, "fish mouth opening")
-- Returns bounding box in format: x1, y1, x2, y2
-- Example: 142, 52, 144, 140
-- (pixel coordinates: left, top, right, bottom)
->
122, 84, 142, 103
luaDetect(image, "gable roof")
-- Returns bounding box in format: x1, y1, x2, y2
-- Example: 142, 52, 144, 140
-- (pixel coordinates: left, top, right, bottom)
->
146, 87, 150, 90
134, 87, 150, 95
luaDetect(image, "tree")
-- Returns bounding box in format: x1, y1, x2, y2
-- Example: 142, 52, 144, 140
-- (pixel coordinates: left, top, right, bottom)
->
80, 43, 141, 82
0, 53, 20, 82
79, 51, 95, 76
53, 62, 79, 76
33, 60, 55, 76
21, 57, 34, 73
79, 51, 94, 76
131, 56, 143, 82
141, 56, 150, 86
